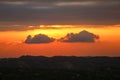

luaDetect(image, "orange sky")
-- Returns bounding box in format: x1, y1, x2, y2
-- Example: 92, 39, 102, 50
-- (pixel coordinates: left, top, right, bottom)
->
0, 25, 120, 58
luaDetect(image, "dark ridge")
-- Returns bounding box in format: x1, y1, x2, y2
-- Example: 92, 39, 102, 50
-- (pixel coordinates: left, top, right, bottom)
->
0, 55, 120, 80
0, 55, 120, 70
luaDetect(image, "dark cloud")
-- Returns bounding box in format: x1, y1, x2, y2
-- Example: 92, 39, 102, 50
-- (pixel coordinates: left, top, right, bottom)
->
0, 25, 75, 31
0, 25, 41, 31
59, 30, 99, 42
24, 30, 99, 44
0, 0, 120, 27
25, 34, 55, 43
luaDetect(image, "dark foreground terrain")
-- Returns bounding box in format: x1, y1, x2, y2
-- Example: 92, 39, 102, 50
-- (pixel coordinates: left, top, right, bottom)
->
0, 56, 120, 80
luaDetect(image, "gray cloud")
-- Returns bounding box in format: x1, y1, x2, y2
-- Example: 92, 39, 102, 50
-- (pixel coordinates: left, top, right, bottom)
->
59, 30, 99, 42
0, 0, 120, 27
25, 34, 55, 43
24, 30, 99, 44
0, 25, 41, 31
0, 25, 75, 31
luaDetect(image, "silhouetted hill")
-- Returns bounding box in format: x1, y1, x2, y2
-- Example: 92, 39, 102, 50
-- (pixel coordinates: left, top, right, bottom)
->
0, 56, 120, 70
0, 56, 120, 80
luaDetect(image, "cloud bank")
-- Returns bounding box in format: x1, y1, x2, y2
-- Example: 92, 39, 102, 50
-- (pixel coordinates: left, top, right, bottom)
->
25, 34, 55, 43
0, 0, 120, 26
59, 30, 99, 42
0, 25, 41, 31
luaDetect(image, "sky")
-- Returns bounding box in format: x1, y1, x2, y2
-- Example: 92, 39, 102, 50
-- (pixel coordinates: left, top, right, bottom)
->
0, 0, 120, 58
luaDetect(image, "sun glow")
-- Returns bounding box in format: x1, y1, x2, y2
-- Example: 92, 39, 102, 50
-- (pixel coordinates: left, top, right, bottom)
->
50, 25, 62, 28
0, 25, 120, 57
26, 25, 120, 42
0, 25, 120, 43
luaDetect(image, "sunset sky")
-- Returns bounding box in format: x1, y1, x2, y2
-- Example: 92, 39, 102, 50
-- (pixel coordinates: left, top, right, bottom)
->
0, 0, 120, 58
